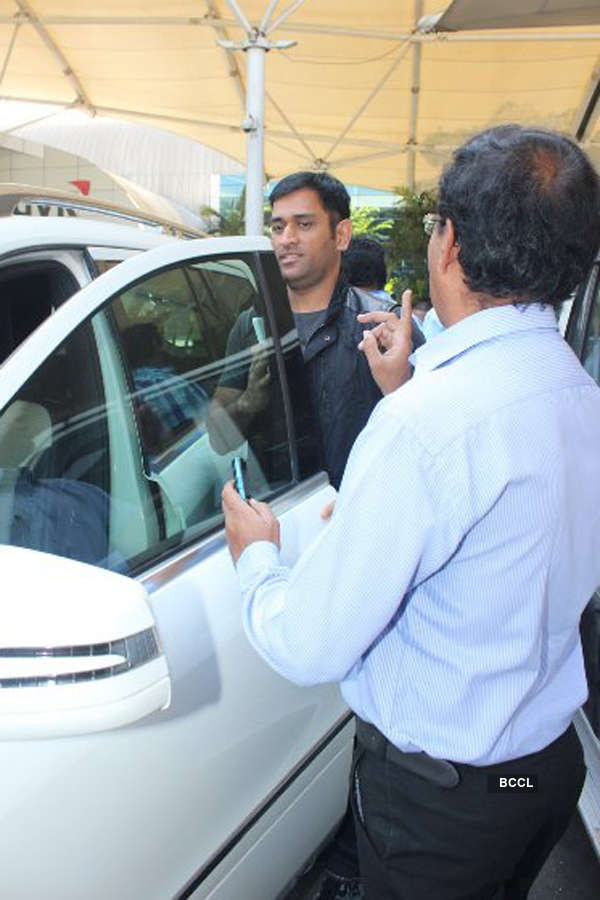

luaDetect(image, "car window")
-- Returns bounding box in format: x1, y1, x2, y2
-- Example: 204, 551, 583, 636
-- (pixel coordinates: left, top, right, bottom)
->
0, 260, 80, 363
575, 266, 600, 741
0, 253, 294, 574
89, 246, 146, 276
0, 320, 122, 568
582, 276, 600, 383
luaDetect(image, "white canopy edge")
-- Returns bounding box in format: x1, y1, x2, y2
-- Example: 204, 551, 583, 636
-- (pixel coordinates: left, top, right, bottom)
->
429, 0, 600, 33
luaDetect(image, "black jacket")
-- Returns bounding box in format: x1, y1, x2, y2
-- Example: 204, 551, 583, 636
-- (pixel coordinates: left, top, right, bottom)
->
302, 275, 424, 490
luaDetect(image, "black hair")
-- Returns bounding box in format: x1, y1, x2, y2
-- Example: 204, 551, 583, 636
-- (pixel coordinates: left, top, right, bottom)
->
269, 171, 351, 228
437, 125, 600, 306
343, 235, 387, 289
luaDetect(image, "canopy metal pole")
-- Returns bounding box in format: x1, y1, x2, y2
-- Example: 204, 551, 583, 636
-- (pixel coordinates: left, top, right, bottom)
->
221, 1, 296, 236
406, 0, 424, 191
245, 40, 266, 235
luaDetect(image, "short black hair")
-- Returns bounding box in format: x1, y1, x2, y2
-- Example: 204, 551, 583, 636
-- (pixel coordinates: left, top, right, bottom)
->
269, 171, 351, 226
437, 125, 600, 306
343, 236, 387, 289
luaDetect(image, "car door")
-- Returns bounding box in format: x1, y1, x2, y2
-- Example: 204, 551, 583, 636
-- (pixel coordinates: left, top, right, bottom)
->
0, 236, 352, 900
566, 261, 600, 857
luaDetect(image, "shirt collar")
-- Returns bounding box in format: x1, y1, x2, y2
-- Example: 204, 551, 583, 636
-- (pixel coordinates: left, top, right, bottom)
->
410, 303, 559, 373
324, 269, 349, 322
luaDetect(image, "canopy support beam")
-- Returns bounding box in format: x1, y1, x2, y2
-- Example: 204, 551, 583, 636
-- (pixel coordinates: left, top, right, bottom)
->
266, 89, 316, 161
205, 0, 246, 111
14, 1, 95, 114
2, 15, 600, 42
0, 22, 20, 88
323, 41, 411, 165
4, 95, 399, 151
266, 0, 309, 35
573, 61, 600, 142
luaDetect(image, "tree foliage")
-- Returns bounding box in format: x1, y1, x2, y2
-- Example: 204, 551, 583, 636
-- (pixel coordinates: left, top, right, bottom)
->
386, 187, 437, 302
350, 205, 392, 239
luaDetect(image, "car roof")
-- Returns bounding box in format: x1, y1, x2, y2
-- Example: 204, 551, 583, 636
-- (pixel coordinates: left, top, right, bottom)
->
0, 215, 180, 257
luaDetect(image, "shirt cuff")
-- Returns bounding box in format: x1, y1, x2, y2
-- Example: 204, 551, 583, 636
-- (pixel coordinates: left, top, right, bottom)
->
236, 540, 281, 589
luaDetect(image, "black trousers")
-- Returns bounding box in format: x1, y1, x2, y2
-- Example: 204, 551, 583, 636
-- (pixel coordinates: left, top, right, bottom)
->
350, 723, 585, 900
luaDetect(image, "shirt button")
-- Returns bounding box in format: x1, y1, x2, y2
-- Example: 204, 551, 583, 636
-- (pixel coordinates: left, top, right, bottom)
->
324, 335, 331, 341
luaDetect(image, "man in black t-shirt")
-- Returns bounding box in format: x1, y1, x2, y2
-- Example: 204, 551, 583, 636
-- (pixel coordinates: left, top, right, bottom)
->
269, 172, 422, 490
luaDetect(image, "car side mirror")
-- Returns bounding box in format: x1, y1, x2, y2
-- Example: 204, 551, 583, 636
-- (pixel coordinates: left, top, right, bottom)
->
0, 546, 170, 739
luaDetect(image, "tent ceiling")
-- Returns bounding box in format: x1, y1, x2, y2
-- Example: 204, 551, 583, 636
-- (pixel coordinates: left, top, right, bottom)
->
0, 1, 600, 191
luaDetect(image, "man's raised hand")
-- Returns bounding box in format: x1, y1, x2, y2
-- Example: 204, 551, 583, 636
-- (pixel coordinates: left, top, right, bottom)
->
357, 289, 414, 395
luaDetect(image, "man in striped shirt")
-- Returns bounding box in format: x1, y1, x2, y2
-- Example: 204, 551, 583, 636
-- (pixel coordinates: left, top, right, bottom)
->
223, 125, 600, 899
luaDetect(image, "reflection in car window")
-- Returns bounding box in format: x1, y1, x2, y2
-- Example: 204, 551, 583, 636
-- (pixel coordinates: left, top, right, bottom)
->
260, 252, 322, 481
0, 254, 293, 575
111, 255, 293, 566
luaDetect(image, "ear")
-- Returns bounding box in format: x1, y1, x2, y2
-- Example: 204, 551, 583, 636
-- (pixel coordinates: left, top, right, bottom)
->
439, 219, 460, 273
335, 218, 352, 251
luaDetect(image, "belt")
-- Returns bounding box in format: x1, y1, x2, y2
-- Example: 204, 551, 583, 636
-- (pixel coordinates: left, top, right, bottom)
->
355, 718, 460, 789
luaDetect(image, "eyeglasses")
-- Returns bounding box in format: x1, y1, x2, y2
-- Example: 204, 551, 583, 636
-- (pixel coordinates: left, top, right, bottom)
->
423, 213, 443, 236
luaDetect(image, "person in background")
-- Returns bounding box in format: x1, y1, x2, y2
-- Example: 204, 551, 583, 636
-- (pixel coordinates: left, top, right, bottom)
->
223, 125, 600, 899
411, 298, 431, 323
343, 235, 429, 339
342, 235, 391, 302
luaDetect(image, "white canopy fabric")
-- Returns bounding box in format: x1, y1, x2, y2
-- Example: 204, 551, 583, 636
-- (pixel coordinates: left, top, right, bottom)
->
0, 1, 599, 192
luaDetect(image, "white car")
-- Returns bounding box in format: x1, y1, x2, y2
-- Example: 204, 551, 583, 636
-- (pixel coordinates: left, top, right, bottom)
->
0, 193, 352, 899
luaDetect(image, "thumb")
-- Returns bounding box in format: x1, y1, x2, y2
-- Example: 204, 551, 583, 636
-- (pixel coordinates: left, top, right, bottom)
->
320, 499, 336, 520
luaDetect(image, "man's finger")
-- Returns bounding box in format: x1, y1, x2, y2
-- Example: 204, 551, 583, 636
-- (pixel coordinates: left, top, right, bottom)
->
249, 497, 275, 524
370, 320, 396, 349
222, 480, 241, 508
391, 288, 414, 353
400, 289, 414, 343
222, 480, 254, 512
357, 310, 398, 326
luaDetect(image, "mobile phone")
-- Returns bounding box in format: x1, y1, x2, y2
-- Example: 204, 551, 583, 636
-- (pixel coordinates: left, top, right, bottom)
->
231, 456, 249, 501
251, 316, 266, 343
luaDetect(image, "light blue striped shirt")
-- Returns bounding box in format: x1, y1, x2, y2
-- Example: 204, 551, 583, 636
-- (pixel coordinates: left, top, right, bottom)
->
237, 304, 600, 764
